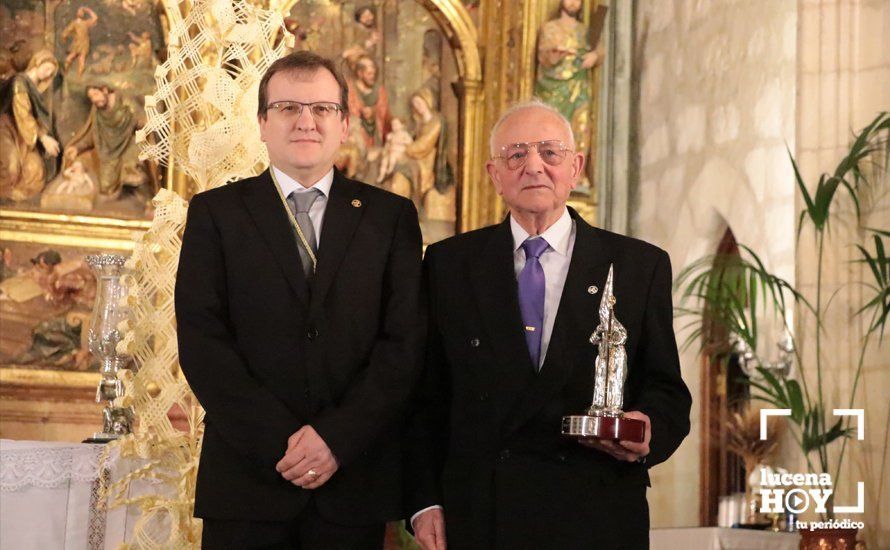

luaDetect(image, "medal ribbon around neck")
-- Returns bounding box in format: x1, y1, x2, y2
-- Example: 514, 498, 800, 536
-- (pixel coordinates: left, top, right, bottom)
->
269, 168, 319, 273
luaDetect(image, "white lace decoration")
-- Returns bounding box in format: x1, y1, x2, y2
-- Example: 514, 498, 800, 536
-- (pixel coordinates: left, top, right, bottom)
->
0, 443, 104, 492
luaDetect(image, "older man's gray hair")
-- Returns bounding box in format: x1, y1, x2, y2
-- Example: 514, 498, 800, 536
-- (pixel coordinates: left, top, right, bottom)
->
488, 98, 576, 157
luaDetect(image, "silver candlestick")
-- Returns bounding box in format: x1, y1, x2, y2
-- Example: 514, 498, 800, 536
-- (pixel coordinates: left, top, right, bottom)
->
84, 254, 134, 442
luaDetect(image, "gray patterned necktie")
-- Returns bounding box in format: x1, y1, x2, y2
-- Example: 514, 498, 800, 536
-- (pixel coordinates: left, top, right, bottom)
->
286, 188, 322, 275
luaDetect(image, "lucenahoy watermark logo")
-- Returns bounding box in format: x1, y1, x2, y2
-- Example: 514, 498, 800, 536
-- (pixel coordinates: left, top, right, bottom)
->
757, 408, 866, 531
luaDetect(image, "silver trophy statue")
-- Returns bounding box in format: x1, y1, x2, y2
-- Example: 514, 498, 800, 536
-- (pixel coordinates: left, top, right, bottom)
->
561, 264, 645, 442
84, 254, 134, 442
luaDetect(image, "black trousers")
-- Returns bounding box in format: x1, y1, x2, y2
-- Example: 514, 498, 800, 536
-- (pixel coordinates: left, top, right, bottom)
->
201, 501, 385, 550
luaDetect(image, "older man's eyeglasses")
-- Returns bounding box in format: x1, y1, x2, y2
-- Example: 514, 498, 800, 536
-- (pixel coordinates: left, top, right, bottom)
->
492, 140, 573, 170
266, 101, 343, 120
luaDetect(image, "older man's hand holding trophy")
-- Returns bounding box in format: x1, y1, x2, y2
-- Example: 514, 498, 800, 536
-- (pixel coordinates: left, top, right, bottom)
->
561, 265, 651, 461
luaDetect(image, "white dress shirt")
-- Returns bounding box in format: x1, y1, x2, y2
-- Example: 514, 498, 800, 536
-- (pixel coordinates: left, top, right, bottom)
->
411, 208, 578, 528
510, 207, 577, 369
271, 165, 334, 240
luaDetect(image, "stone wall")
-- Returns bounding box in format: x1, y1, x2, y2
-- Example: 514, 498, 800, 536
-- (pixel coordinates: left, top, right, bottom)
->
632, 0, 798, 528
793, 1, 889, 546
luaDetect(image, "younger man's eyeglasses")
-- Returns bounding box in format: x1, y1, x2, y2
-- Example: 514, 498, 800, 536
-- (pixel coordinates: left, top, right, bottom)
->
265, 101, 344, 120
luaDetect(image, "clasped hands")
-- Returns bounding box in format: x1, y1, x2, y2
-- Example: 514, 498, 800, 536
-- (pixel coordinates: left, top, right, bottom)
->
578, 410, 651, 462
275, 425, 338, 490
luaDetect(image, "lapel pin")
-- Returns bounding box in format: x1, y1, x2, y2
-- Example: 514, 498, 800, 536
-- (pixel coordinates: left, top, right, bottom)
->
588, 285, 599, 295
351, 199, 362, 208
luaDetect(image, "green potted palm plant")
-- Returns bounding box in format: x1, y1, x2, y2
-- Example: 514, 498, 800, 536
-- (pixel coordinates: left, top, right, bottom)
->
675, 112, 888, 548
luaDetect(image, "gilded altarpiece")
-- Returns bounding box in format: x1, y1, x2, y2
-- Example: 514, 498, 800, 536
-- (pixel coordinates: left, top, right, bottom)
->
459, 0, 617, 225
0, 0, 174, 439
1, 0, 634, 446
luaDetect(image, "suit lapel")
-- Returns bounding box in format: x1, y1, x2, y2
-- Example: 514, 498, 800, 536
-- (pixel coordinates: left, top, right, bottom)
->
470, 218, 536, 416
310, 171, 364, 318
501, 210, 615, 437
240, 170, 310, 307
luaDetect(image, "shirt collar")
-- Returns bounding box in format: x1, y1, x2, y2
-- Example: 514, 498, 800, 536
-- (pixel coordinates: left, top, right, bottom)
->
271, 166, 334, 198
509, 207, 573, 256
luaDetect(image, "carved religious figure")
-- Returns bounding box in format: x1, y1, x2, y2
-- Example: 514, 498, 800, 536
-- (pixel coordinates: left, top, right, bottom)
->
347, 56, 390, 148
122, 0, 140, 16
127, 31, 154, 69
377, 117, 413, 185
534, 0, 604, 190
40, 160, 96, 212
282, 0, 461, 242
0, 49, 61, 202
61, 6, 98, 76
389, 88, 454, 223
55, 160, 95, 196
342, 6, 382, 73
0, 249, 95, 369
64, 85, 149, 200
334, 114, 369, 180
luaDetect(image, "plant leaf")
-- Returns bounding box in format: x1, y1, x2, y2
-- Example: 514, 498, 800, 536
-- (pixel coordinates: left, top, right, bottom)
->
786, 379, 805, 424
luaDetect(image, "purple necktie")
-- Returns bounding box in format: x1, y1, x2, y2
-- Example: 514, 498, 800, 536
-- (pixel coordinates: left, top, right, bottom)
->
518, 237, 549, 370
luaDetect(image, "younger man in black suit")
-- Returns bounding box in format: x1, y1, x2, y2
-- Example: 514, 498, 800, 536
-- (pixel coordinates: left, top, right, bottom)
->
176, 51, 424, 549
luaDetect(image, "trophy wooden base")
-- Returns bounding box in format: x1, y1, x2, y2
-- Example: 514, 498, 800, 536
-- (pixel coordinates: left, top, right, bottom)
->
561, 414, 646, 443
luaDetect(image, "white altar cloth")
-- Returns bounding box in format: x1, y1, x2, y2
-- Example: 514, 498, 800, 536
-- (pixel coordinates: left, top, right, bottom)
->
650, 527, 801, 550
0, 439, 142, 549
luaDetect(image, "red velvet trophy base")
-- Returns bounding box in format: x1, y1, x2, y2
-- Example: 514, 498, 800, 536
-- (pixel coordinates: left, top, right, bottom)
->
561, 414, 646, 443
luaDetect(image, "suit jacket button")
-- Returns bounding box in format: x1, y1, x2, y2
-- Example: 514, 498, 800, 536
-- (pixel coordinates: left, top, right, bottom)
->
307, 327, 318, 340
470, 338, 480, 348
478, 392, 488, 402
499, 449, 511, 461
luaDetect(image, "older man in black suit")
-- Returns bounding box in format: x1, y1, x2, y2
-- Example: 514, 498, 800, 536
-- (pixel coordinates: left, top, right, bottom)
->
176, 51, 424, 549
407, 100, 691, 550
